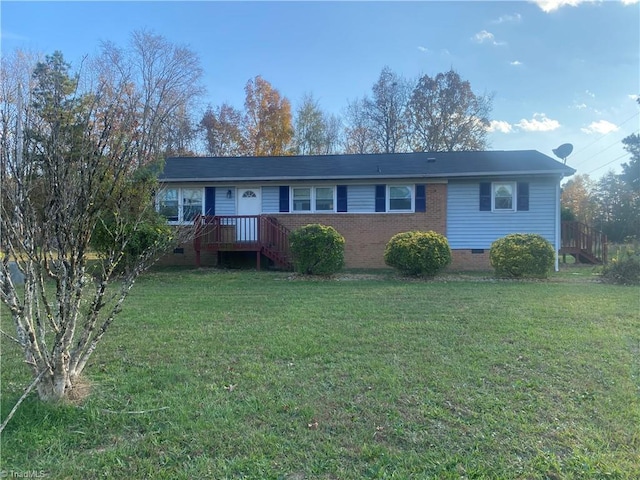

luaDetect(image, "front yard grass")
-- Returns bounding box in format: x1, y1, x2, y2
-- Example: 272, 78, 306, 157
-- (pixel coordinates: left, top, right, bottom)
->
1, 268, 638, 479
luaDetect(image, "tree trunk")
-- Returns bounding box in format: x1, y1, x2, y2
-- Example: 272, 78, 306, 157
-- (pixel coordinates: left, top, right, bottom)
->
36, 370, 71, 403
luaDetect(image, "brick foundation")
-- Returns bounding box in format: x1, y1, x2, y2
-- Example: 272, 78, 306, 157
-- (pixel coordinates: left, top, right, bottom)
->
449, 249, 492, 271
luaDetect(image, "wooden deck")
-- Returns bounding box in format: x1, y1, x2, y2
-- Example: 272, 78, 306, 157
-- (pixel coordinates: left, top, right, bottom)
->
193, 215, 292, 270
560, 221, 608, 264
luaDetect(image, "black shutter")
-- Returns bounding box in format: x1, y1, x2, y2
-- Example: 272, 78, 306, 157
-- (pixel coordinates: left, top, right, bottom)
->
479, 182, 491, 211
375, 185, 386, 212
415, 184, 426, 212
517, 182, 529, 211
204, 187, 216, 216
337, 185, 348, 212
279, 186, 290, 212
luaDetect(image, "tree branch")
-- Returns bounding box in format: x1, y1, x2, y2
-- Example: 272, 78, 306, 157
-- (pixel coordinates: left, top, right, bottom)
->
0, 369, 46, 434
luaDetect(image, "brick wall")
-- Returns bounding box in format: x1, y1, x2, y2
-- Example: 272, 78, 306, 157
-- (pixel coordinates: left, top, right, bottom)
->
156, 244, 218, 267
449, 249, 491, 271
273, 183, 447, 269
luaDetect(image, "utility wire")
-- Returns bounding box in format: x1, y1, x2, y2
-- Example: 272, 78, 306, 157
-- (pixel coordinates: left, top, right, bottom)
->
571, 128, 639, 169
585, 151, 631, 175
570, 111, 639, 163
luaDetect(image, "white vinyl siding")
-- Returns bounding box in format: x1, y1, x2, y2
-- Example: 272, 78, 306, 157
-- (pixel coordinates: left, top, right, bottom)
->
347, 185, 376, 212
447, 178, 558, 249
215, 187, 236, 215
262, 186, 280, 213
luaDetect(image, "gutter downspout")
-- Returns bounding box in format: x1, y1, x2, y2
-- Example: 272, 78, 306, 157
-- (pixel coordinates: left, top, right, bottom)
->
555, 177, 561, 272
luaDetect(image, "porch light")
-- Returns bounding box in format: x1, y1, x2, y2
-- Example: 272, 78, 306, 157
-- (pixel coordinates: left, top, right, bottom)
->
227, 189, 232, 199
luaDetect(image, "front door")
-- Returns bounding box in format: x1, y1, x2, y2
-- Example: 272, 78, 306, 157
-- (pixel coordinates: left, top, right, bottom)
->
236, 188, 261, 241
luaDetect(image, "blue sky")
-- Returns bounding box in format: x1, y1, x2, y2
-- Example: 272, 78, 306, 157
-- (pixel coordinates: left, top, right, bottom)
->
2, 0, 638, 179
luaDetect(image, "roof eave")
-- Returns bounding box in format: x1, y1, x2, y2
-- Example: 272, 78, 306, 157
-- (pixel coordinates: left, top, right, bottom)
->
159, 169, 576, 183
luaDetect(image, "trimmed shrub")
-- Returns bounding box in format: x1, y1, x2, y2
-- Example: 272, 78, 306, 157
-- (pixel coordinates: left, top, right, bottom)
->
289, 224, 345, 275
601, 249, 640, 285
490, 233, 555, 278
384, 231, 452, 277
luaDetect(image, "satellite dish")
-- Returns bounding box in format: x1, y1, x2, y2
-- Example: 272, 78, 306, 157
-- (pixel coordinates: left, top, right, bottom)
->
552, 143, 573, 164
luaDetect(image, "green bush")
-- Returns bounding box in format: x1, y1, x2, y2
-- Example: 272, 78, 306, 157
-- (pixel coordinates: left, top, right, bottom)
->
91, 212, 174, 274
384, 231, 451, 277
601, 249, 640, 285
490, 233, 555, 278
289, 224, 345, 275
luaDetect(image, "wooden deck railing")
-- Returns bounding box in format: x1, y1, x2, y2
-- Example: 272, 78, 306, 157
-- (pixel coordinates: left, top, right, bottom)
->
560, 221, 608, 264
194, 215, 291, 269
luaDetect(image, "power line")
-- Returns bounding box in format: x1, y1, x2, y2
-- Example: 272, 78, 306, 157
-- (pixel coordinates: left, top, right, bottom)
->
571, 128, 639, 168
585, 151, 631, 175
570, 111, 639, 163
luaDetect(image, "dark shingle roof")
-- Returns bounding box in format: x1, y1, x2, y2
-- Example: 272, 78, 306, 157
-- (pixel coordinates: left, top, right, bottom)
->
159, 150, 575, 183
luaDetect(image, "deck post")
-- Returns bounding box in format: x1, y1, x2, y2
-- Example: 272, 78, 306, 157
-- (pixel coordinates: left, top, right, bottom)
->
194, 215, 202, 268
256, 250, 261, 271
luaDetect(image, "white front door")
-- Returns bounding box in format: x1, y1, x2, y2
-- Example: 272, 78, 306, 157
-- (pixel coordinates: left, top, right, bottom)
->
236, 188, 261, 241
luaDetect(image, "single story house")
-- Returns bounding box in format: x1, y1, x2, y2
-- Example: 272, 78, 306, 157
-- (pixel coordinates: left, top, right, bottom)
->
157, 150, 576, 271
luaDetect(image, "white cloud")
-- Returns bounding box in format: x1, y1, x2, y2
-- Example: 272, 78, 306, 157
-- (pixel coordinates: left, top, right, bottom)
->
581, 120, 619, 135
515, 113, 561, 132
534, 0, 637, 12
488, 120, 514, 133
417, 46, 429, 53
573, 103, 587, 109
472, 30, 506, 46
510, 60, 523, 66
532, 0, 588, 12
629, 94, 639, 101
493, 13, 522, 23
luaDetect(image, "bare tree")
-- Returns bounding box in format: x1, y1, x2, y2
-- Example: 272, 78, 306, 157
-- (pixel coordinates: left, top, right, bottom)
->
343, 97, 377, 154
99, 30, 204, 166
407, 69, 492, 152
0, 50, 189, 407
364, 67, 411, 153
322, 113, 343, 155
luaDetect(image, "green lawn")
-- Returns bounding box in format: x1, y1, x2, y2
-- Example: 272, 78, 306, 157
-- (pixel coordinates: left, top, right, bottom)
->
1, 268, 639, 479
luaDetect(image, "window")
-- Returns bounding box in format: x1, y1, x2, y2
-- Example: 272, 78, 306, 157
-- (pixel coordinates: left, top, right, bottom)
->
388, 185, 412, 211
158, 189, 179, 222
157, 187, 203, 223
480, 182, 529, 212
182, 188, 203, 221
493, 182, 515, 211
315, 187, 334, 211
292, 187, 311, 211
291, 187, 335, 212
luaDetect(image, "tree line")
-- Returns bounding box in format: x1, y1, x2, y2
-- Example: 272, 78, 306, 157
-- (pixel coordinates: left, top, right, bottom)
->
561, 128, 640, 243
199, 66, 492, 157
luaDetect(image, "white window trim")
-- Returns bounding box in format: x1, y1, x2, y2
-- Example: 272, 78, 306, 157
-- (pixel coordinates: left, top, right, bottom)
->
492, 181, 516, 213
290, 186, 336, 213
157, 187, 204, 224
387, 184, 414, 212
